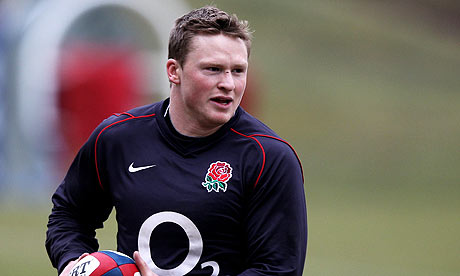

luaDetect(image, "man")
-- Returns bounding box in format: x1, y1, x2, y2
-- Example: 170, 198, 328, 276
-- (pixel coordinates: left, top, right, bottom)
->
46, 6, 307, 276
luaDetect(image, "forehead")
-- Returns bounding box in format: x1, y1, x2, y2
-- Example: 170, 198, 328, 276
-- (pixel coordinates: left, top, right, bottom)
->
185, 34, 248, 65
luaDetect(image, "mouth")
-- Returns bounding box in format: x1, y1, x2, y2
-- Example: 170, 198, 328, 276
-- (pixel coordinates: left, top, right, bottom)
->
211, 96, 233, 106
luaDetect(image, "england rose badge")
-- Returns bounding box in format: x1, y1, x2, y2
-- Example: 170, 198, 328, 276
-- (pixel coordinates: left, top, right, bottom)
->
202, 161, 233, 192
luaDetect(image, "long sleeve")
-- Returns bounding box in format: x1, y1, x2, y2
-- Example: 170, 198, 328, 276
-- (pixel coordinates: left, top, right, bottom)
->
239, 136, 308, 275
45, 122, 114, 273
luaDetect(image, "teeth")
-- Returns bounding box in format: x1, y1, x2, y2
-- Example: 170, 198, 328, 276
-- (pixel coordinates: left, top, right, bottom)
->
213, 98, 230, 104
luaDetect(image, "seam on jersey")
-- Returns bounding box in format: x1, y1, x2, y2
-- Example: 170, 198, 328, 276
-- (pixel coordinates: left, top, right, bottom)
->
94, 113, 156, 190
250, 134, 304, 182
122, 112, 135, 118
112, 112, 134, 117
230, 128, 266, 189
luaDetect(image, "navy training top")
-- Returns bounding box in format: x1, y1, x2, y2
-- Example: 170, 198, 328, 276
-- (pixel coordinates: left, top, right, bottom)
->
46, 99, 307, 275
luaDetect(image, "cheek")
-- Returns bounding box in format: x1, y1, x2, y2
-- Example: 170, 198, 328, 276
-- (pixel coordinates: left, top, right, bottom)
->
235, 79, 247, 96
181, 73, 210, 101
188, 76, 216, 98
190, 71, 214, 87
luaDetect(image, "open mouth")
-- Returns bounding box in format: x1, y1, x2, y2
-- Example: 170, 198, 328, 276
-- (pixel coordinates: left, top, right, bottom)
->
211, 96, 232, 105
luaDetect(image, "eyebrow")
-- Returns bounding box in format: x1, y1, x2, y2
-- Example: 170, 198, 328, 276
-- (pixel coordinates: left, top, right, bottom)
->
200, 61, 248, 68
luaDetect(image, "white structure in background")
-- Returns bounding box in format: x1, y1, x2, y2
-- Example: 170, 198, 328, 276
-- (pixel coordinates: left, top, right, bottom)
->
4, 0, 189, 202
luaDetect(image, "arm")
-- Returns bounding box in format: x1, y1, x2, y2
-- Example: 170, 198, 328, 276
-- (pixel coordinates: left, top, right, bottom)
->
239, 138, 308, 275
46, 124, 113, 274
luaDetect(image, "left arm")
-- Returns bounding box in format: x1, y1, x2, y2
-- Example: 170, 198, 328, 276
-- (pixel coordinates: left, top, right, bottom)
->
239, 138, 308, 275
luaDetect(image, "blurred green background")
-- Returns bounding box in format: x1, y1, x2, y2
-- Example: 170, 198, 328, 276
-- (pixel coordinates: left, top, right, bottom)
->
1, 0, 459, 275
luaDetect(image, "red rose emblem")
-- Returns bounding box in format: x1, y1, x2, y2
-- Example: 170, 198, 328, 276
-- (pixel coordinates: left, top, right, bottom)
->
208, 161, 232, 182
203, 161, 233, 192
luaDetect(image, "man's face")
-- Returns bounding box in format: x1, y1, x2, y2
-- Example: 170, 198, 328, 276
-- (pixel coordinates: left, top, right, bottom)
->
172, 34, 248, 135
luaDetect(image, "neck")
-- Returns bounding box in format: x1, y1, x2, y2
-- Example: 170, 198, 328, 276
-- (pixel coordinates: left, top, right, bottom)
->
168, 99, 221, 138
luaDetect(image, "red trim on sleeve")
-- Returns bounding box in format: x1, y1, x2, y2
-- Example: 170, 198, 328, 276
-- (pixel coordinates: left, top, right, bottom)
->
249, 134, 304, 182
230, 128, 266, 188
94, 113, 156, 190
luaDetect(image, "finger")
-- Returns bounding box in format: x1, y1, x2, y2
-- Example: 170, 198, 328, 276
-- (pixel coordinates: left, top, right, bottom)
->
59, 253, 89, 276
59, 259, 78, 276
133, 251, 157, 276
77, 252, 90, 261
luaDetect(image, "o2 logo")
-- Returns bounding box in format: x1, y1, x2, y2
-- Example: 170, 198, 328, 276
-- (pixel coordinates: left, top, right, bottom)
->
138, 211, 219, 276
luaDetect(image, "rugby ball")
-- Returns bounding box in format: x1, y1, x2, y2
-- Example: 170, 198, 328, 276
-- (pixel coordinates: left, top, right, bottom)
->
68, 250, 140, 276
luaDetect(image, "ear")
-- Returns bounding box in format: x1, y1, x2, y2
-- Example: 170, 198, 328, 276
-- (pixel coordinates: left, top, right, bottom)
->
166, 59, 181, 85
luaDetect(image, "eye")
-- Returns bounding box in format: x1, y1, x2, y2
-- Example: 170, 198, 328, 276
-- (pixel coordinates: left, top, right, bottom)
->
232, 68, 245, 74
206, 67, 220, 72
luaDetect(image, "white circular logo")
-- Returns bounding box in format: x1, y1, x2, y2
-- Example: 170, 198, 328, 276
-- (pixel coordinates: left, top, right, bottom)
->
138, 211, 203, 276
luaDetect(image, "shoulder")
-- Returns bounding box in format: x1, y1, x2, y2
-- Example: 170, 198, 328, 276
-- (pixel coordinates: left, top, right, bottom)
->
232, 108, 278, 137
95, 102, 159, 132
231, 108, 303, 178
101, 102, 158, 126
85, 102, 160, 146
231, 108, 296, 156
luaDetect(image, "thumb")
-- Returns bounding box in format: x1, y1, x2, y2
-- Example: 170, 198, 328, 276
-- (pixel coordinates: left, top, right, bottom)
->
133, 251, 158, 276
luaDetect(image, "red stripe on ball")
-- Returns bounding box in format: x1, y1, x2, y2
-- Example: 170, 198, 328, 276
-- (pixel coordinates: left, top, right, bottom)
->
119, 263, 140, 276
90, 252, 118, 275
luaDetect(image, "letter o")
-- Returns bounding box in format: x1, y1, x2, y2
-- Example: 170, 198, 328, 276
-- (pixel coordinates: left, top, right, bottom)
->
138, 211, 203, 276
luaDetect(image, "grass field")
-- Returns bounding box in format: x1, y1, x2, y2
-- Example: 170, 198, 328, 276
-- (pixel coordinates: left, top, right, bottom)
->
1, 200, 459, 275
2, 0, 460, 275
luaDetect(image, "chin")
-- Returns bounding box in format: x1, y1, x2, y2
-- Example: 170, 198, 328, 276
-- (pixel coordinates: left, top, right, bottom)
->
210, 113, 233, 126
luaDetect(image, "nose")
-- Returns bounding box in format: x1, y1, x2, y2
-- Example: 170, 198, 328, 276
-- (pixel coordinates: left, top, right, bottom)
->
217, 70, 236, 92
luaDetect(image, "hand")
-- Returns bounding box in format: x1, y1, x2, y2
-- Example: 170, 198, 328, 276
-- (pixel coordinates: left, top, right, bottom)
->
134, 251, 158, 276
59, 253, 89, 276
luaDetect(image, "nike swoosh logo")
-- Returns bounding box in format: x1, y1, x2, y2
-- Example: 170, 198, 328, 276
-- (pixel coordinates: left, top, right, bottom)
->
128, 162, 156, 173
